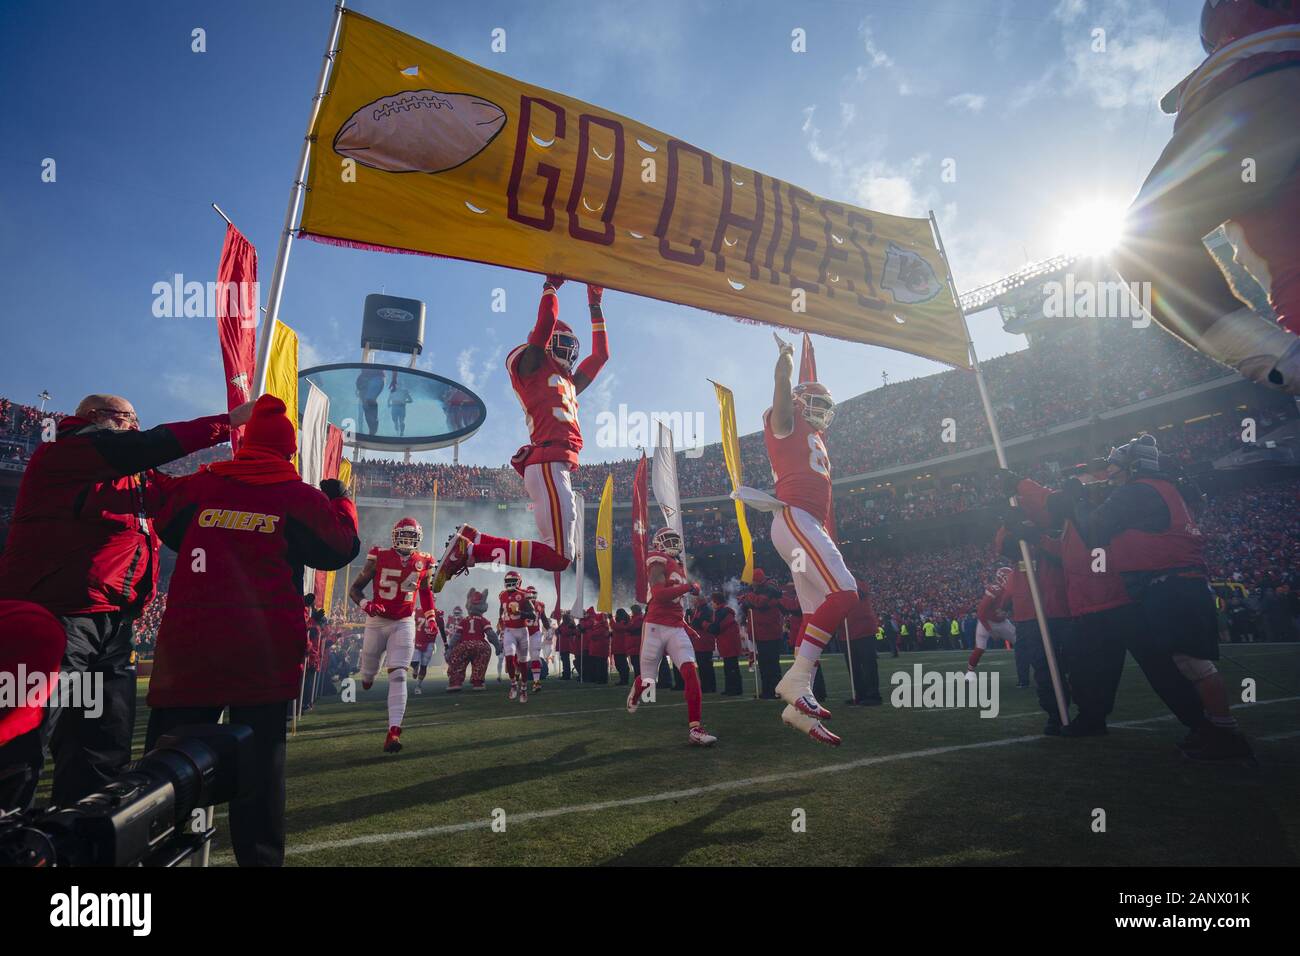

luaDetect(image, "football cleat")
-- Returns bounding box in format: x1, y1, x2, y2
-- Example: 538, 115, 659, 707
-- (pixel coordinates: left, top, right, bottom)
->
688, 725, 717, 747
361, 678, 374, 691
531, 680, 542, 693
383, 725, 403, 754
508, 682, 519, 701
431, 524, 477, 593
781, 705, 841, 747
413, 684, 422, 695
626, 681, 643, 714
446, 684, 463, 693
775, 671, 832, 720
471, 683, 486, 691
519, 684, 529, 703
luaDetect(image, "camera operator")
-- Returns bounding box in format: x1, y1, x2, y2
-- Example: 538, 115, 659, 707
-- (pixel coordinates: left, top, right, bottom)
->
1067, 434, 1251, 761
0, 393, 252, 810
142, 395, 360, 865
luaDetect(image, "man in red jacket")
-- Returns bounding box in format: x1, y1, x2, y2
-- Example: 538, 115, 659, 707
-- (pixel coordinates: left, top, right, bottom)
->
143, 395, 359, 866
740, 569, 784, 699
0, 393, 250, 810
709, 592, 744, 696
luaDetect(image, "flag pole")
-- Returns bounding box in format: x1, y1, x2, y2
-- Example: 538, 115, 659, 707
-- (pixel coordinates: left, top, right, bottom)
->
842, 621, 857, 703
252, 0, 347, 397
747, 609, 759, 699
928, 211, 1069, 726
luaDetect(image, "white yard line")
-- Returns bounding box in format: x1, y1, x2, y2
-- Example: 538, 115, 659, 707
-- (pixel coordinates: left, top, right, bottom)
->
268, 695, 1300, 859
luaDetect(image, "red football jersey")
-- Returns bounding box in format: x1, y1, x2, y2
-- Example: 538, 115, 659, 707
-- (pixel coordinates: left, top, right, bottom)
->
644, 551, 691, 628
976, 575, 1013, 629
366, 546, 434, 619
763, 408, 832, 526
527, 599, 546, 634
507, 345, 583, 469
499, 587, 530, 629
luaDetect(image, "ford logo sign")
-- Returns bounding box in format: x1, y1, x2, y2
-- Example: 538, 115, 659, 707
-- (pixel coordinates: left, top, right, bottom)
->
377, 307, 415, 323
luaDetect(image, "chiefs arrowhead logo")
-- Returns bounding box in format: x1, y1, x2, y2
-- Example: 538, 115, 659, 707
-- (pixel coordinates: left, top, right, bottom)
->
632, 520, 646, 537
595, 535, 609, 550
881, 242, 943, 305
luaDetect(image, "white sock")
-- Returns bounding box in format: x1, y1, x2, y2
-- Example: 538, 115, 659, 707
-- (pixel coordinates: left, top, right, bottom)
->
387, 670, 407, 727
784, 655, 815, 692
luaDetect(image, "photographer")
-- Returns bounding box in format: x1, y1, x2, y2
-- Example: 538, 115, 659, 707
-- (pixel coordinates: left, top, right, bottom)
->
142, 395, 360, 865
0, 393, 251, 810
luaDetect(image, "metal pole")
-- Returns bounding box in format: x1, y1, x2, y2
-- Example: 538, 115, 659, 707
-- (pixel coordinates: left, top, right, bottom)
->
252, 1, 347, 397
842, 621, 857, 703
928, 211, 1069, 726
211, 202, 234, 227
747, 609, 759, 699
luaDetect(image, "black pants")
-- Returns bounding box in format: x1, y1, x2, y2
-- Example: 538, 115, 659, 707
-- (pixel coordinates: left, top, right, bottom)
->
1070, 605, 1133, 729
560, 651, 572, 679
300, 668, 317, 712
695, 650, 716, 692
1013, 630, 1033, 685
630, 653, 641, 678
12, 612, 140, 811
721, 656, 743, 695
614, 653, 630, 685
756, 641, 782, 698
1127, 577, 1213, 730
1015, 618, 1072, 726
146, 701, 289, 867
844, 638, 882, 703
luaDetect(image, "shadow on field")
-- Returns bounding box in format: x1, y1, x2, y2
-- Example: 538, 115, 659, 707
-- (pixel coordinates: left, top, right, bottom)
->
287, 729, 560, 777
287, 740, 659, 835
599, 787, 813, 866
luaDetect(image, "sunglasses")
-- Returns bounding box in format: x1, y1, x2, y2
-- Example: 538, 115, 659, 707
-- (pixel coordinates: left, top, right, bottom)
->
90, 408, 139, 427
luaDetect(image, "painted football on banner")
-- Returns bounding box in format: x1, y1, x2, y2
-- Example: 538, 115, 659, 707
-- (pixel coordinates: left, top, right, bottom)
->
333, 90, 507, 174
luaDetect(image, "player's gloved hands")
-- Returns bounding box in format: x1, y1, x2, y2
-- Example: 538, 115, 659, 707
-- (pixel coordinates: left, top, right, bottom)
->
689, 583, 701, 595
320, 478, 348, 500
545, 274, 566, 289
587, 284, 603, 306
994, 468, 1022, 497
362, 601, 381, 617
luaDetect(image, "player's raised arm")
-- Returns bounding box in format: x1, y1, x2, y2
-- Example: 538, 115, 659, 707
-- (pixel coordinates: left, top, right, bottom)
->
516, 275, 565, 376
573, 284, 608, 395
770, 333, 795, 437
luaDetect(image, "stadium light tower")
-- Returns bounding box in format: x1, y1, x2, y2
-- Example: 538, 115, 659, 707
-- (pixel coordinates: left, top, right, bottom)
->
37, 389, 51, 412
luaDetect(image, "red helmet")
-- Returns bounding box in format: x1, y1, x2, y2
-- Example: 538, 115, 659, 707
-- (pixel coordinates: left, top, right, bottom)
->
994, 566, 1013, 589
792, 381, 835, 431
1200, 0, 1299, 54
392, 517, 422, 553
652, 527, 683, 556
504, 570, 522, 590
548, 319, 580, 372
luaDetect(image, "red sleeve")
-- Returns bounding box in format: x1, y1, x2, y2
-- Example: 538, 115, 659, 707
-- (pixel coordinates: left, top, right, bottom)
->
1015, 478, 1053, 529
284, 494, 361, 572
54, 414, 231, 485
527, 284, 560, 348
652, 581, 694, 602
574, 303, 609, 383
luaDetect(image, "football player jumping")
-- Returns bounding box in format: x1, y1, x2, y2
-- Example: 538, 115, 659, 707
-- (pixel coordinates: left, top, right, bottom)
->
498, 571, 533, 703
968, 567, 1016, 679
626, 528, 718, 747
348, 517, 437, 753
764, 336, 857, 746
432, 276, 609, 592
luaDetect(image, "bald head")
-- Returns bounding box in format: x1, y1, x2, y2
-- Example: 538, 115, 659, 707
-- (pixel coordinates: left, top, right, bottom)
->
76, 394, 138, 431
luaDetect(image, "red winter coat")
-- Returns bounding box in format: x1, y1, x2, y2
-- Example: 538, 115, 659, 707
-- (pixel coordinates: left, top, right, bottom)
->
146, 470, 359, 707
0, 413, 231, 615
740, 588, 784, 642
582, 613, 611, 656
710, 604, 742, 657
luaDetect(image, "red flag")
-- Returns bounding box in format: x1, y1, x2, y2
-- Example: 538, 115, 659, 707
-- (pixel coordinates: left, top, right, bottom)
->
216, 223, 258, 451
631, 452, 649, 604
799, 332, 817, 384
323, 424, 344, 481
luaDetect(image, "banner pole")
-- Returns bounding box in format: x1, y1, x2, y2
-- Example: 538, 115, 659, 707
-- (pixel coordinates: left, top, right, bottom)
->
842, 621, 857, 703
928, 210, 1069, 726
747, 609, 759, 699
252, 0, 347, 397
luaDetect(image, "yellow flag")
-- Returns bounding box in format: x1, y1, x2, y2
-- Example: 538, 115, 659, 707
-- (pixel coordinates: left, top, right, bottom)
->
299, 11, 969, 368
337, 457, 352, 491
323, 567, 337, 617
711, 380, 755, 584
266, 319, 300, 469
595, 473, 614, 614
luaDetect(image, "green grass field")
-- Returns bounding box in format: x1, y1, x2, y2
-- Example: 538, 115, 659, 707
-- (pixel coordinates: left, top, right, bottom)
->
133, 644, 1300, 866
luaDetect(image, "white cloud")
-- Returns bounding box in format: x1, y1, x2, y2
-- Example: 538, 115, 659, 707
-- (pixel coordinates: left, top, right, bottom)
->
947, 92, 987, 112
456, 345, 504, 392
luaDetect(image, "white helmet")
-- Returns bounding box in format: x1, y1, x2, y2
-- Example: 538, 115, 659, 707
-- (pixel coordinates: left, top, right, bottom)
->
652, 527, 683, 557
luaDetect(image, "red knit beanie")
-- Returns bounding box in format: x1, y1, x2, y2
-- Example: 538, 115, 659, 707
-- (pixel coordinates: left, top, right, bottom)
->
240, 394, 297, 459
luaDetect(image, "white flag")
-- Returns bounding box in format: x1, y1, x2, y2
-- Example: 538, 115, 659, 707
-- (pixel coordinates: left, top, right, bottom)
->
299, 382, 330, 488
570, 493, 586, 617
652, 420, 684, 547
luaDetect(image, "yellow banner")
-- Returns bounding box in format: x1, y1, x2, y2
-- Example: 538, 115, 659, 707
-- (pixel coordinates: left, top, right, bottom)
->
300, 11, 969, 368
711, 381, 755, 584
267, 319, 299, 470
337, 457, 353, 491
595, 473, 614, 615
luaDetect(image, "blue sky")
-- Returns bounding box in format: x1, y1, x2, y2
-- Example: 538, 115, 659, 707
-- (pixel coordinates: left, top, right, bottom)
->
0, 0, 1207, 466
